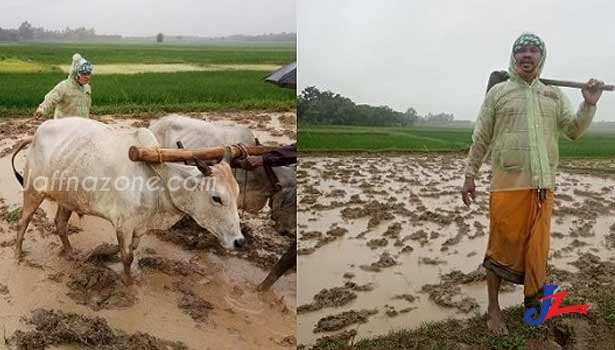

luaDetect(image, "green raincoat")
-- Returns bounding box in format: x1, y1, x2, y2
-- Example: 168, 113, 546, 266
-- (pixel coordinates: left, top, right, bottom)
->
36, 55, 92, 119
464, 37, 596, 191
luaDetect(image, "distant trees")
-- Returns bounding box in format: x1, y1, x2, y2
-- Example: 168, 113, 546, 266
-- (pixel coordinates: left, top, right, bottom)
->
0, 22, 295, 43
18, 21, 33, 40
298, 86, 455, 126
0, 21, 121, 41
0, 27, 19, 41
425, 112, 454, 124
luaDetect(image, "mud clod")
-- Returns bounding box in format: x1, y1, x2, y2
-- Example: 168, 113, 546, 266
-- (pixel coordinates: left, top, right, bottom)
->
366, 238, 388, 249
138, 256, 205, 277
314, 309, 378, 333
360, 252, 397, 272
66, 264, 137, 311
174, 282, 214, 324
8, 308, 190, 350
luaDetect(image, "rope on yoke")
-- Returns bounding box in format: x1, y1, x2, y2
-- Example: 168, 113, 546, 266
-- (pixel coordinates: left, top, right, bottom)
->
156, 147, 163, 164
233, 143, 250, 217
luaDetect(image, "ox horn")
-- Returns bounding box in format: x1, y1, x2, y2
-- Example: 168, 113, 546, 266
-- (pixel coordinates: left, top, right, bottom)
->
193, 156, 213, 176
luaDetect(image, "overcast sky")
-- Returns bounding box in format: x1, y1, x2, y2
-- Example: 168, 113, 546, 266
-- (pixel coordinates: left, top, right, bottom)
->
1, 0, 295, 37
298, 0, 615, 121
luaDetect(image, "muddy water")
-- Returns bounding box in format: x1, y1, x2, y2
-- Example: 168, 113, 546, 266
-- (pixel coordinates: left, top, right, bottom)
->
0, 114, 296, 350
297, 156, 615, 346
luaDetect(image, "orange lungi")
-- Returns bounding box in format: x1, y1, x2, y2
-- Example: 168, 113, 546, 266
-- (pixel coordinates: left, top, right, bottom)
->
483, 189, 554, 303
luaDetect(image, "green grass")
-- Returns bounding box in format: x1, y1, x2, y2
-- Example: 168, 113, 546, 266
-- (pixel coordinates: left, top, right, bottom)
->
0, 42, 295, 116
0, 41, 295, 65
308, 303, 612, 350
3, 207, 21, 223
0, 71, 295, 117
299, 125, 615, 158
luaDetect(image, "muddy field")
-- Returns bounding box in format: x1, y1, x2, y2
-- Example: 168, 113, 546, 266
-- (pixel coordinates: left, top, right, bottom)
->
0, 111, 296, 350
297, 155, 615, 347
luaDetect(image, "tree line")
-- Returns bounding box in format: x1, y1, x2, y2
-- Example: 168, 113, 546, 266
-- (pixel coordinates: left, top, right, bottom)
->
0, 21, 296, 43
0, 21, 121, 41
298, 86, 455, 126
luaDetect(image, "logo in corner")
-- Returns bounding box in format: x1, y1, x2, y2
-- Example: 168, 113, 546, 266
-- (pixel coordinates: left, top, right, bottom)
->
524, 284, 589, 325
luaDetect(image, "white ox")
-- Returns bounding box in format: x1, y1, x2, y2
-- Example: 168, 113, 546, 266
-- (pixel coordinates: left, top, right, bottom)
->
12, 117, 244, 282
149, 115, 296, 234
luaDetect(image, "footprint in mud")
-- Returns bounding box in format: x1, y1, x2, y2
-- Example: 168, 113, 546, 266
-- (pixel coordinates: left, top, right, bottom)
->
8, 308, 190, 350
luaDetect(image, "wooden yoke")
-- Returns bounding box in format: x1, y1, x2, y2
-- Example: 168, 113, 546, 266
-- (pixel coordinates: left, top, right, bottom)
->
129, 144, 278, 163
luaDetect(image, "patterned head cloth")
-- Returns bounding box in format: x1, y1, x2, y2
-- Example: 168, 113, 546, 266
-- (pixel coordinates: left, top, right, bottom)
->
70, 53, 93, 77
78, 61, 93, 74
512, 33, 545, 55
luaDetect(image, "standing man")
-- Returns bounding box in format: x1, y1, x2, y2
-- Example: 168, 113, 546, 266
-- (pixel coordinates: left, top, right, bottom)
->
33, 53, 93, 119
461, 33, 603, 335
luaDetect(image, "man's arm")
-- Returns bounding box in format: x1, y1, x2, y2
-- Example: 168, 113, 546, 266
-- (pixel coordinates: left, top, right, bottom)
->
263, 143, 297, 167
241, 143, 297, 170
35, 82, 65, 118
558, 79, 603, 140
461, 91, 496, 206
464, 94, 496, 178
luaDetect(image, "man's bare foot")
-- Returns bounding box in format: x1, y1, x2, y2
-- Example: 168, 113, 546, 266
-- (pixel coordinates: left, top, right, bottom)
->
487, 306, 509, 336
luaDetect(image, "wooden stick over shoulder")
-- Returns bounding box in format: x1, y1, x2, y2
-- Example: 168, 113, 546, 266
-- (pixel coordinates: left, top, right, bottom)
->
539, 78, 614, 91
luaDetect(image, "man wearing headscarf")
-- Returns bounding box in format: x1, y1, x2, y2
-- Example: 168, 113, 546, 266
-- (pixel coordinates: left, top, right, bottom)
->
461, 33, 604, 335
33, 53, 93, 119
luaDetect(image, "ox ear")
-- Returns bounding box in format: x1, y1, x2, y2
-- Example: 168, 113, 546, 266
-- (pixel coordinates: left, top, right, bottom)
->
222, 146, 232, 164
193, 156, 213, 176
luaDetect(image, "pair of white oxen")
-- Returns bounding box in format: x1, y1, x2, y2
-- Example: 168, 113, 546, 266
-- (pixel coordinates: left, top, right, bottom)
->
11, 115, 295, 284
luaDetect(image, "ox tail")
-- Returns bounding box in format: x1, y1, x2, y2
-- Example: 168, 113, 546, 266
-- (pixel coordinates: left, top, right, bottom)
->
11, 137, 33, 187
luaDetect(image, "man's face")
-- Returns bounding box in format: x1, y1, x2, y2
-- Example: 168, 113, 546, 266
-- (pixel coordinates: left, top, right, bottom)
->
514, 45, 541, 76
76, 73, 91, 85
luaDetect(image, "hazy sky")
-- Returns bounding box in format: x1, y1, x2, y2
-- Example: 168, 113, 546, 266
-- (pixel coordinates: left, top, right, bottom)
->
1, 0, 295, 37
298, 0, 615, 121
